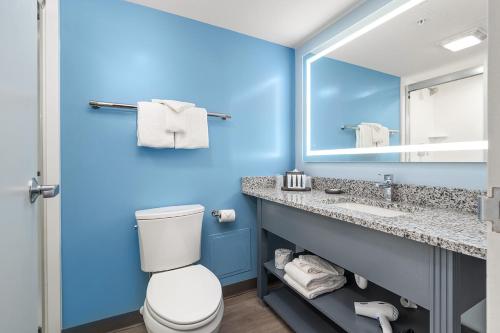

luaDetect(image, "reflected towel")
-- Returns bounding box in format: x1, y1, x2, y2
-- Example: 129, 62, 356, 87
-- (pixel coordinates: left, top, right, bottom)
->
284, 273, 346, 300
362, 122, 390, 147
356, 123, 375, 148
137, 102, 174, 148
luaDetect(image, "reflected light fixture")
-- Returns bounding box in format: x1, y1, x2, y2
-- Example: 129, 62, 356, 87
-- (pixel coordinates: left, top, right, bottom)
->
441, 28, 487, 52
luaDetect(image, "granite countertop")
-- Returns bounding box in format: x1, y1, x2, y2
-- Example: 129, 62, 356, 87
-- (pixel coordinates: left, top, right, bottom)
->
242, 177, 487, 259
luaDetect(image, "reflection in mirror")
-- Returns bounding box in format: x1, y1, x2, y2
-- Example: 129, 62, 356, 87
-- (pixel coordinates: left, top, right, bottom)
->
407, 68, 484, 162
305, 0, 487, 162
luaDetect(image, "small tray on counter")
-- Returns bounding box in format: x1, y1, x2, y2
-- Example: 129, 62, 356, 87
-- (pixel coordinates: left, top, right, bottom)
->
281, 186, 312, 192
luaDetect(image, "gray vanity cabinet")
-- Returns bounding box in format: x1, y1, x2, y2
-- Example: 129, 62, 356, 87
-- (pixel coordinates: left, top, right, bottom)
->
256, 199, 485, 333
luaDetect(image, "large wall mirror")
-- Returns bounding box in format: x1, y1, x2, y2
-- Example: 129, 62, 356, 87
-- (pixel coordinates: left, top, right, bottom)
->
304, 0, 487, 162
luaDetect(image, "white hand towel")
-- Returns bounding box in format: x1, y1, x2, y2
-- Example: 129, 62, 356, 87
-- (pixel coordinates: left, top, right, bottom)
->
356, 124, 375, 148
375, 125, 390, 147
363, 122, 390, 147
284, 273, 346, 300
174, 107, 209, 149
137, 102, 174, 148
152, 99, 195, 113
152, 99, 196, 133
297, 255, 345, 276
284, 261, 344, 290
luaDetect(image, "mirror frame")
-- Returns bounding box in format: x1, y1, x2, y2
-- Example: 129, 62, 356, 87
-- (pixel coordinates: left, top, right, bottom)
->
303, 0, 488, 161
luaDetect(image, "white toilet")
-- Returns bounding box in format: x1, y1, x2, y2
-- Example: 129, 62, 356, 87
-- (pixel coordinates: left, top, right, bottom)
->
135, 204, 224, 333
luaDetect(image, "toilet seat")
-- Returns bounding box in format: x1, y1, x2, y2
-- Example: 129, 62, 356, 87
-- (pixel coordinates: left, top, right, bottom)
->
143, 300, 224, 333
146, 298, 223, 331
145, 265, 223, 331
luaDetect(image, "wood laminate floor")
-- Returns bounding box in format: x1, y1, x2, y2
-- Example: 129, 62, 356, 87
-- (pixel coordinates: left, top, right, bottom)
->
110, 290, 292, 333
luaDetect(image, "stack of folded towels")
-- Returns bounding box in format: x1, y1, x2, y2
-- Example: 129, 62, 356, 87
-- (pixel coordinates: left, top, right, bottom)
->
284, 255, 346, 300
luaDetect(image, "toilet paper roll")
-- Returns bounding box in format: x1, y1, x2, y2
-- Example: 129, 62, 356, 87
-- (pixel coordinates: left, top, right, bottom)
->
218, 209, 236, 223
275, 248, 293, 269
355, 274, 368, 289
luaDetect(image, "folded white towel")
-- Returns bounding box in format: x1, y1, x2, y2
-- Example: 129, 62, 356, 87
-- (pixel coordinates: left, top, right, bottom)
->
174, 107, 209, 149
284, 261, 344, 290
152, 99, 195, 113
362, 122, 390, 147
292, 258, 344, 277
284, 273, 346, 300
297, 255, 345, 276
375, 126, 390, 147
137, 102, 174, 148
152, 99, 196, 133
356, 123, 375, 148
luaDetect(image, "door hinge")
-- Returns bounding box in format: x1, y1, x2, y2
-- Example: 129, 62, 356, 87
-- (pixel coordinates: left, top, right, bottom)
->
479, 187, 500, 232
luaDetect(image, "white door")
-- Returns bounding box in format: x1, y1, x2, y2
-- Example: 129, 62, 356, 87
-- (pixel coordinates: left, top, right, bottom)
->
488, 0, 500, 332
0, 1, 58, 332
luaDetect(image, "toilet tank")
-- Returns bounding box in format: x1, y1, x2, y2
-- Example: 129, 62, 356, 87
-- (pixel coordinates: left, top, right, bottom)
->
135, 204, 204, 273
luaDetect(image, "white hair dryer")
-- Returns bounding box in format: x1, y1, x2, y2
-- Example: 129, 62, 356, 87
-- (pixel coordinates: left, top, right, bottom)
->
354, 301, 399, 333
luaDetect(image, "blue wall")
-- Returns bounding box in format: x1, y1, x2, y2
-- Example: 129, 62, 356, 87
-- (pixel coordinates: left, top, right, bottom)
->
61, 0, 294, 328
310, 57, 400, 162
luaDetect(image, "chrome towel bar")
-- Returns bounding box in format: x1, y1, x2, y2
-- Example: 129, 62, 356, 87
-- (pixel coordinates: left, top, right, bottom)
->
89, 100, 232, 120
341, 124, 399, 134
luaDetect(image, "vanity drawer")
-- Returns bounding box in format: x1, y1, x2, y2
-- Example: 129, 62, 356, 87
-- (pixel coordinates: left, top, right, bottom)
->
261, 200, 432, 309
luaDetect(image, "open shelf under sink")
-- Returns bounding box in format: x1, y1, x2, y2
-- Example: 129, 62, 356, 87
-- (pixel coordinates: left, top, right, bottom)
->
264, 260, 429, 333
264, 287, 344, 333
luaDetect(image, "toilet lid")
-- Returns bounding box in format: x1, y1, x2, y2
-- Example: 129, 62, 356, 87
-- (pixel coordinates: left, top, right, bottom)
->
146, 265, 222, 325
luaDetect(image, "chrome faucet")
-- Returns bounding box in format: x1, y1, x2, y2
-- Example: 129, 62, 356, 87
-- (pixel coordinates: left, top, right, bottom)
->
376, 174, 394, 202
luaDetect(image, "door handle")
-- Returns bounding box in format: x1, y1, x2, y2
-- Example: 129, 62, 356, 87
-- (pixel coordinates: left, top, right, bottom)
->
29, 177, 60, 203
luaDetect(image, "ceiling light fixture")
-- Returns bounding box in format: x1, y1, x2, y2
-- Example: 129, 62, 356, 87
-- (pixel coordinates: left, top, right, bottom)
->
416, 18, 427, 25
441, 28, 487, 52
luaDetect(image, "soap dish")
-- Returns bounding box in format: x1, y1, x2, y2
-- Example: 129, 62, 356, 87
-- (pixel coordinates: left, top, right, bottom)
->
325, 188, 345, 194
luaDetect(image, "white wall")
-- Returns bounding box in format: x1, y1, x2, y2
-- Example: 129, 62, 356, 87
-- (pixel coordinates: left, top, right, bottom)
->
295, 0, 487, 190
408, 74, 485, 162
400, 55, 486, 150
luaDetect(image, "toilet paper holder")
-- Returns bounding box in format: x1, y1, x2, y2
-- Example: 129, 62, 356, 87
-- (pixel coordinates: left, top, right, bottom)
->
211, 209, 236, 223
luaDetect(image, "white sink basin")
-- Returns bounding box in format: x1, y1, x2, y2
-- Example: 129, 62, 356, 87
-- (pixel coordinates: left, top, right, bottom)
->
332, 202, 406, 217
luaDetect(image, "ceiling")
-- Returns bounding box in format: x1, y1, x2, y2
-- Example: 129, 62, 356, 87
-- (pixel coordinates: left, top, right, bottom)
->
326, 0, 488, 77
127, 0, 360, 47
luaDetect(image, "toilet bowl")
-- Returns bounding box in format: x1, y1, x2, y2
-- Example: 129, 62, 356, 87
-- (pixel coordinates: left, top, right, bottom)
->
135, 205, 224, 333
142, 265, 223, 333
